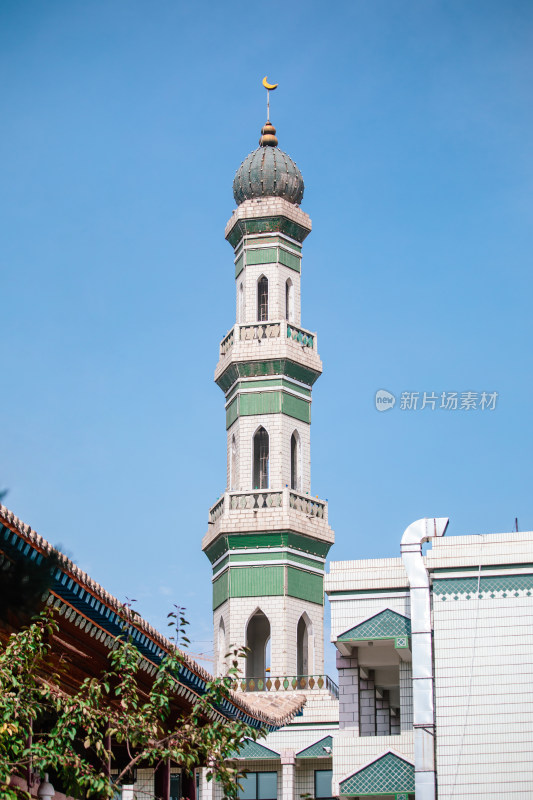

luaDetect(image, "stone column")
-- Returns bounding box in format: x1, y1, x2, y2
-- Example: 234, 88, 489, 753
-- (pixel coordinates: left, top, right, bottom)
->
359, 667, 376, 736
199, 766, 214, 800
281, 751, 296, 800
336, 651, 360, 731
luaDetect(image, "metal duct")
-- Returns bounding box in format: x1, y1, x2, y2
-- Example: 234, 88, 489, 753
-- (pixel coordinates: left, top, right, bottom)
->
401, 517, 449, 800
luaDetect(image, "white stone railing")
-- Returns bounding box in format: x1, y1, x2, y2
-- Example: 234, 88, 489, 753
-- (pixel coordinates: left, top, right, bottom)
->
208, 488, 328, 523
209, 496, 225, 524
289, 490, 326, 519
239, 322, 281, 341
220, 329, 234, 356
218, 321, 317, 356
229, 490, 283, 510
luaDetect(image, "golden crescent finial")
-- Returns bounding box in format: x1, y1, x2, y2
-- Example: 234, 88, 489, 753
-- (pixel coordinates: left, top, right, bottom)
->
262, 76, 278, 90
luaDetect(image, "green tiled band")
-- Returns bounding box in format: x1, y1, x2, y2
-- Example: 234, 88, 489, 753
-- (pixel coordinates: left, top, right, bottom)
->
433, 574, 533, 599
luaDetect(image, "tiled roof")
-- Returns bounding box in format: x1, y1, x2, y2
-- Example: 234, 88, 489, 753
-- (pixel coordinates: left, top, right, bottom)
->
232, 738, 280, 759
0, 503, 306, 729
339, 751, 414, 796
296, 736, 332, 758
338, 608, 411, 642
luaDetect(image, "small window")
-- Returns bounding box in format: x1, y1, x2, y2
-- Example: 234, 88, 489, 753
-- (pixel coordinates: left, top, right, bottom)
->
285, 278, 294, 321
314, 770, 333, 800
239, 282, 244, 322
258, 276, 268, 321
290, 431, 300, 491
170, 774, 181, 800
253, 427, 269, 489
238, 772, 277, 800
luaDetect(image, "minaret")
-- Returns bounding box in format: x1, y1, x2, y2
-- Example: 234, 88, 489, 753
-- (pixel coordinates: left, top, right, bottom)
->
202, 112, 334, 686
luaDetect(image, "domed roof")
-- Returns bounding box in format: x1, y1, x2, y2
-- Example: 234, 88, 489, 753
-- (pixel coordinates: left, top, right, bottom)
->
233, 122, 304, 206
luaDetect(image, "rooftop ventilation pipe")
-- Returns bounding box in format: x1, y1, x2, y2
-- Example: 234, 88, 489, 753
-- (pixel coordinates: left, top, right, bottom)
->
401, 517, 449, 800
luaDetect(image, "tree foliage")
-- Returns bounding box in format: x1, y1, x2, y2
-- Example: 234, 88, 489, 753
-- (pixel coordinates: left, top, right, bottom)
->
0, 604, 260, 799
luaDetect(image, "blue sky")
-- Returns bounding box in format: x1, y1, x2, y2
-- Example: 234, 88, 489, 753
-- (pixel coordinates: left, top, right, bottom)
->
2, 0, 532, 672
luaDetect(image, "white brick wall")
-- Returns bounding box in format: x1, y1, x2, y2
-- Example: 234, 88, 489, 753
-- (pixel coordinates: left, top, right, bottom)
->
214, 595, 325, 678
226, 413, 311, 494
433, 593, 533, 798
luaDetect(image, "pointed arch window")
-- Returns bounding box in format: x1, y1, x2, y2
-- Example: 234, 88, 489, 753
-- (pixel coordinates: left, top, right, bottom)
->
238, 282, 244, 323
297, 614, 312, 676
246, 610, 271, 679
257, 276, 268, 322
285, 278, 294, 322
291, 430, 301, 492
253, 427, 269, 489
230, 434, 237, 490
218, 618, 226, 676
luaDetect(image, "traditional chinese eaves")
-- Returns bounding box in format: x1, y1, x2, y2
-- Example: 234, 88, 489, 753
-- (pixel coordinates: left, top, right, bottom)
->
0, 503, 305, 730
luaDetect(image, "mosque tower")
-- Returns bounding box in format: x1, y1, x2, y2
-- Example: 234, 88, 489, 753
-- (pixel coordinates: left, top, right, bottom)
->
202, 108, 334, 687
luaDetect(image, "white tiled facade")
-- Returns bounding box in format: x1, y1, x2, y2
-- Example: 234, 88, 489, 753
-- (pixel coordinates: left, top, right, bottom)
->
324, 529, 533, 799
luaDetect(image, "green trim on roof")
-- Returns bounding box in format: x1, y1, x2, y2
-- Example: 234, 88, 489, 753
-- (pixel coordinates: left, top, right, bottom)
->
226, 216, 311, 248
339, 752, 415, 796
204, 531, 332, 564
297, 736, 333, 759
338, 609, 411, 642
232, 738, 280, 760
216, 359, 320, 393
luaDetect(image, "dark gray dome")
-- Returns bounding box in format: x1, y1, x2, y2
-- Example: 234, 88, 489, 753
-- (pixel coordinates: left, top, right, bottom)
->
233, 122, 304, 206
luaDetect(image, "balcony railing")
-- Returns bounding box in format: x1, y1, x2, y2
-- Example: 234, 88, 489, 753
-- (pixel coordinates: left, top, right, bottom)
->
220, 329, 234, 356
237, 674, 339, 699
240, 322, 281, 342
289, 491, 326, 519
208, 489, 328, 524
218, 322, 316, 356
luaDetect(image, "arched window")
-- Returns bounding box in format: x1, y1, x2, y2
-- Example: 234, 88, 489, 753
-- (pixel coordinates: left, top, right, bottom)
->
257, 276, 268, 322
285, 278, 294, 321
291, 431, 301, 492
238, 282, 244, 323
253, 427, 269, 489
246, 610, 271, 679
297, 614, 312, 676
230, 434, 237, 490
218, 618, 226, 676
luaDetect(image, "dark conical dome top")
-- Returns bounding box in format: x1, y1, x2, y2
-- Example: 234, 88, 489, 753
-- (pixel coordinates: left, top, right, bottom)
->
233, 121, 304, 206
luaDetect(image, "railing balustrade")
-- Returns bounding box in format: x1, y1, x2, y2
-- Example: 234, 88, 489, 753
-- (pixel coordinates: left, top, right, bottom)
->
218, 322, 316, 356
228, 490, 283, 510
286, 324, 314, 348
208, 489, 327, 524
209, 496, 225, 524
289, 490, 326, 519
220, 329, 234, 356
240, 322, 281, 341
236, 674, 339, 698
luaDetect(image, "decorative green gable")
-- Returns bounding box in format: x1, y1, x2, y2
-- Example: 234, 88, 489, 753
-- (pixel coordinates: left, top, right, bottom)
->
296, 736, 332, 759
338, 609, 411, 642
232, 738, 280, 760
339, 752, 415, 796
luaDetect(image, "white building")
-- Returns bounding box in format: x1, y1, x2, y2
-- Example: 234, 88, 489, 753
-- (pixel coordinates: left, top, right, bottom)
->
326, 519, 533, 800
